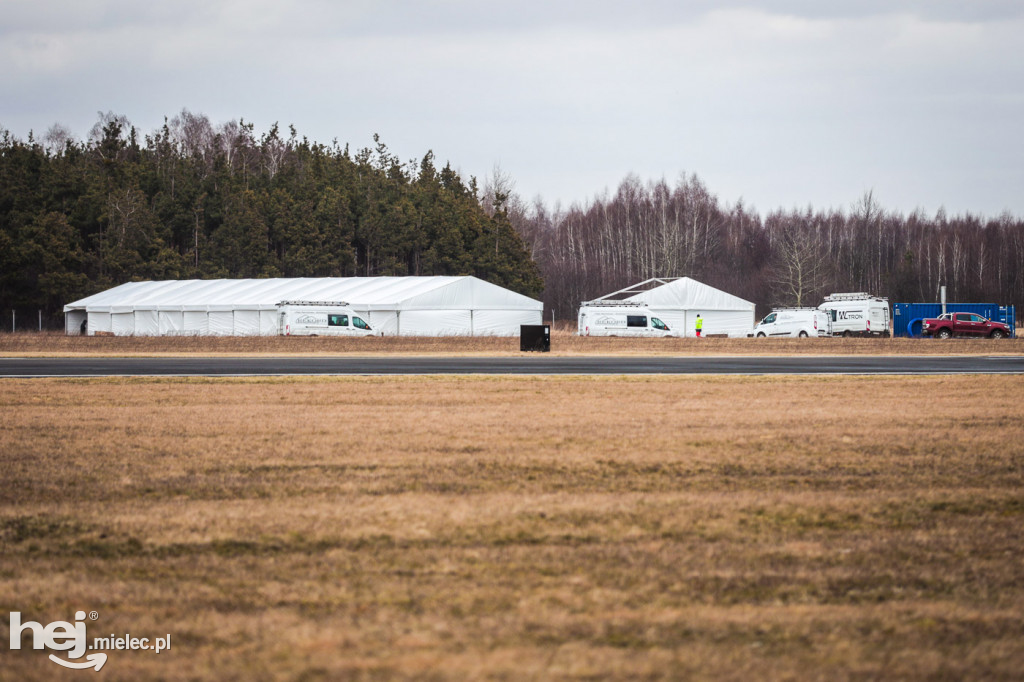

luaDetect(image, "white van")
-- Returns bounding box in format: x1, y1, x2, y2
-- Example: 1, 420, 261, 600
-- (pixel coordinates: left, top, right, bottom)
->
577, 303, 673, 337
818, 293, 890, 337
751, 308, 831, 338
277, 300, 377, 336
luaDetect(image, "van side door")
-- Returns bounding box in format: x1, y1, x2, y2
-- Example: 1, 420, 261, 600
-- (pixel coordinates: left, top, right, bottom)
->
327, 313, 349, 335
777, 312, 796, 336
627, 315, 648, 335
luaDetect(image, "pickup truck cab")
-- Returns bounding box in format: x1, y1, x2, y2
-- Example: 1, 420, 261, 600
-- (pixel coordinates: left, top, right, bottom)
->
921, 312, 1011, 339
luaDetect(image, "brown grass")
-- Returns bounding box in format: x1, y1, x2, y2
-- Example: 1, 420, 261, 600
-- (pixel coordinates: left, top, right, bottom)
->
2, 328, 1022, 356
1, 375, 1023, 680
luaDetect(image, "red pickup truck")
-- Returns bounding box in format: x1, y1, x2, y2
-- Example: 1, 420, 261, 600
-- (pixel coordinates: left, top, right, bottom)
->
921, 312, 1012, 339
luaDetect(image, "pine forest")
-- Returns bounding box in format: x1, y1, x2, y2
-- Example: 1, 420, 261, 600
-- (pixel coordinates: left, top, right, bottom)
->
2, 111, 1023, 327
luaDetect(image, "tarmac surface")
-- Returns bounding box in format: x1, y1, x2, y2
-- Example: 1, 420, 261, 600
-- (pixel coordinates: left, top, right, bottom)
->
2, 355, 1024, 377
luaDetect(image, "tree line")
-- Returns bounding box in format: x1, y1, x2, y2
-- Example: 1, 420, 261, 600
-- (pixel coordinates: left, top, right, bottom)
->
0, 111, 542, 328
3, 110, 1023, 330
503, 174, 1024, 320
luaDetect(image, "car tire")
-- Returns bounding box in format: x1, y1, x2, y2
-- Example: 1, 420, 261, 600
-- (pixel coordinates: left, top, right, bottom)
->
842, 330, 851, 337
990, 329, 1005, 339
798, 331, 808, 337
756, 332, 766, 338
937, 328, 952, 339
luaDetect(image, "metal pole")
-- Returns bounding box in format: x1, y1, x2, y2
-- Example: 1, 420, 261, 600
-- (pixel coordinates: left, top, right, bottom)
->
39, 310, 42, 332
11, 310, 14, 333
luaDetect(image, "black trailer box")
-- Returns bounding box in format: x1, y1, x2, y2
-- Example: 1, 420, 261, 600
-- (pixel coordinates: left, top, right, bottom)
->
520, 325, 551, 352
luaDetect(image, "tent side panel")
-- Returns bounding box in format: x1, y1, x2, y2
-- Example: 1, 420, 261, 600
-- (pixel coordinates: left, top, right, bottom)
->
111, 312, 135, 336
702, 310, 755, 337
134, 310, 159, 336
259, 310, 279, 336
679, 310, 754, 338
183, 311, 209, 335
208, 312, 233, 335
364, 310, 398, 336
88, 312, 111, 334
233, 310, 261, 336
473, 310, 542, 336
399, 310, 472, 336
648, 309, 754, 337
159, 311, 185, 335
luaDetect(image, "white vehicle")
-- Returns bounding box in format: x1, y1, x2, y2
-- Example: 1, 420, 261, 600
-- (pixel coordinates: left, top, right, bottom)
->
751, 308, 831, 338
818, 293, 890, 337
577, 302, 673, 337
277, 300, 376, 336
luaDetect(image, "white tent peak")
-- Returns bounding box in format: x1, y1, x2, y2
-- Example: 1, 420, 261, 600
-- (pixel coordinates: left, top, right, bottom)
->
588, 276, 754, 311
65, 276, 540, 312
582, 277, 754, 337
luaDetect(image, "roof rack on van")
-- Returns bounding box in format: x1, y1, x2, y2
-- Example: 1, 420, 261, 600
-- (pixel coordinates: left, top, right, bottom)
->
823, 292, 878, 301
770, 307, 821, 312
580, 300, 647, 308
276, 300, 350, 307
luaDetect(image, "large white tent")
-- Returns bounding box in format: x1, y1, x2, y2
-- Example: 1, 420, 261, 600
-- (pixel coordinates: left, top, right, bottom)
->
64, 276, 543, 337
588, 277, 755, 337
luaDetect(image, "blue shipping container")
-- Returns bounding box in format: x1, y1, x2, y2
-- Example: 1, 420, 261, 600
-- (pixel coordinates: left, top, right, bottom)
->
893, 303, 1016, 338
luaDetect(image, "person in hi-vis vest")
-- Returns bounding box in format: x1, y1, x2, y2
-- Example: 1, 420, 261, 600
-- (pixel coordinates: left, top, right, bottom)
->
695, 314, 703, 337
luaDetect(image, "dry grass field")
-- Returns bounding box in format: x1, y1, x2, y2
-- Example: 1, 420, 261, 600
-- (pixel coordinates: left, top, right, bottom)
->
2, 328, 1022, 356
2, 374, 1023, 680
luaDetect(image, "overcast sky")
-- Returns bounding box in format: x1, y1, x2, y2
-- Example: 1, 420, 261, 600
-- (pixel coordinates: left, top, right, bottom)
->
3, 0, 1022, 217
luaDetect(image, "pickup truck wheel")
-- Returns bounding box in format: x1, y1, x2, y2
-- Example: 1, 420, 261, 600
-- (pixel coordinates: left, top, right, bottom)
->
798, 331, 808, 337
756, 332, 766, 338
990, 329, 1006, 339
937, 328, 953, 339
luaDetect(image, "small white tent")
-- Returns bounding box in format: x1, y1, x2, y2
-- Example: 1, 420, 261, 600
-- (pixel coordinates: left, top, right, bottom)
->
64, 276, 542, 337
586, 277, 755, 337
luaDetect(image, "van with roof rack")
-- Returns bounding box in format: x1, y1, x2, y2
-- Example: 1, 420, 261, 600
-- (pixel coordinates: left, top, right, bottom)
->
817, 293, 891, 337
577, 301, 673, 337
276, 300, 377, 336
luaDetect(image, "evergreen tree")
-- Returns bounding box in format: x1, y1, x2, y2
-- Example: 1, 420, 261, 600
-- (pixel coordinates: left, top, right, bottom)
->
1, 112, 545, 327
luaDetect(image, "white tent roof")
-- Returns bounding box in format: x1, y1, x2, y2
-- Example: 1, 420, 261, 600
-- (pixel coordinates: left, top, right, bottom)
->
65, 276, 542, 313
592, 277, 754, 311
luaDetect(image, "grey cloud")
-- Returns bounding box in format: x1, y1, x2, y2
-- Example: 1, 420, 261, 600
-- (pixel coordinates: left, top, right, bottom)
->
1, 0, 1022, 216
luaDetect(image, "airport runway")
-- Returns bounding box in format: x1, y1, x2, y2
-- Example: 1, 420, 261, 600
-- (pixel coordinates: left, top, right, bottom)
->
2, 355, 1024, 377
